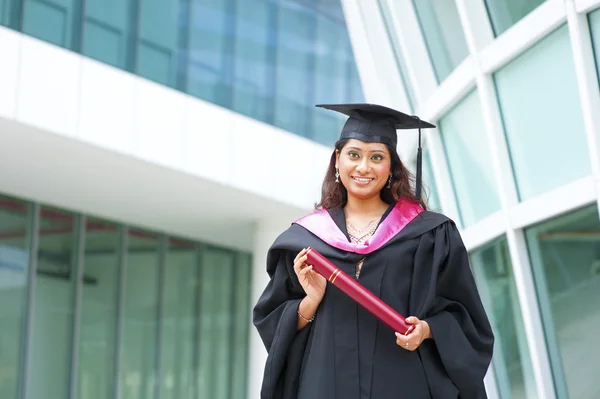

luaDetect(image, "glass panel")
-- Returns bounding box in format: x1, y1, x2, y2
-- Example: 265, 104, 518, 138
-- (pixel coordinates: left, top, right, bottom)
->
377, 0, 416, 110
197, 248, 234, 399
82, 0, 129, 69
137, 0, 183, 88
161, 238, 198, 399
313, 11, 352, 145
120, 229, 160, 399
422, 147, 441, 212
274, 2, 314, 138
411, 0, 469, 82
31, 207, 76, 399
471, 238, 536, 399
526, 205, 600, 399
494, 25, 590, 201
440, 90, 500, 227
589, 9, 600, 87
0, 196, 31, 399
77, 219, 119, 399
0, 0, 13, 27
229, 253, 252, 399
22, 0, 78, 48
186, 0, 234, 108
232, 0, 272, 121
484, 0, 547, 36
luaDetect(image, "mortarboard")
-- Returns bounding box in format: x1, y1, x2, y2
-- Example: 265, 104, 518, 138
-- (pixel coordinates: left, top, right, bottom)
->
316, 103, 436, 200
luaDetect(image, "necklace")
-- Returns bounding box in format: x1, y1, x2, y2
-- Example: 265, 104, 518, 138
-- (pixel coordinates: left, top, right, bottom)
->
347, 219, 377, 244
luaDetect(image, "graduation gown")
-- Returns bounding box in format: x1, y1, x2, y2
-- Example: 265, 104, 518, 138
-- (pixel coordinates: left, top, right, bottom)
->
253, 199, 494, 399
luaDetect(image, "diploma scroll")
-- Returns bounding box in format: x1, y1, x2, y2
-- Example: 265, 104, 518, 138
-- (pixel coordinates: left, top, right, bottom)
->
306, 247, 414, 336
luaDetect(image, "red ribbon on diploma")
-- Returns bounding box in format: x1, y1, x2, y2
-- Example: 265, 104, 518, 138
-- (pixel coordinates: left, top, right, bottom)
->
306, 247, 414, 336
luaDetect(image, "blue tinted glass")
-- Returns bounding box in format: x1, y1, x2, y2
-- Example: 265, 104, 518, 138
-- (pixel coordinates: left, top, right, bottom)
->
412, 0, 469, 82
232, 0, 272, 121
484, 0, 547, 36
14, 0, 363, 147
313, 12, 351, 145
22, 0, 78, 48
82, 0, 128, 69
0, 0, 13, 26
137, 0, 183, 88
186, 0, 234, 107
274, 2, 315, 138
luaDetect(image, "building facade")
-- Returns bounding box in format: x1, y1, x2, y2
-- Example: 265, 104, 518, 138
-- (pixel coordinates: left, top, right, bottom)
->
2, 0, 600, 399
0, 1, 361, 399
344, 0, 600, 398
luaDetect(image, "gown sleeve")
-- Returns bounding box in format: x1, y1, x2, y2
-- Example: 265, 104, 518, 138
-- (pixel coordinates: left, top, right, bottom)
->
253, 246, 311, 399
424, 221, 495, 399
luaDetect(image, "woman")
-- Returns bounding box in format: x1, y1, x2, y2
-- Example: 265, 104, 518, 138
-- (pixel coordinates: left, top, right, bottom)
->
253, 103, 494, 399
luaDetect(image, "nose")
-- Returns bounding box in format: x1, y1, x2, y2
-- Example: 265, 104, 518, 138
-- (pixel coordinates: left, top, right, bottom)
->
356, 158, 369, 174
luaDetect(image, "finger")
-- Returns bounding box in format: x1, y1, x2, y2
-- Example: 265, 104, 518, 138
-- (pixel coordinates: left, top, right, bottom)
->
293, 248, 307, 264
395, 333, 412, 350
405, 316, 420, 325
300, 265, 313, 276
293, 254, 308, 272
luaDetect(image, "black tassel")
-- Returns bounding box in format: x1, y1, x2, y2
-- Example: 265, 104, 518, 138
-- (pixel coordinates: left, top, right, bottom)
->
414, 116, 423, 200
416, 146, 422, 200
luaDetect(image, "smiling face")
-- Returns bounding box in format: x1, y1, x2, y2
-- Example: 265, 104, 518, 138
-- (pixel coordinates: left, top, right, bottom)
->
335, 139, 392, 201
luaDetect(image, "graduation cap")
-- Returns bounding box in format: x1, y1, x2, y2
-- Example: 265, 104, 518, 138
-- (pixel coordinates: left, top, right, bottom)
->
316, 103, 436, 199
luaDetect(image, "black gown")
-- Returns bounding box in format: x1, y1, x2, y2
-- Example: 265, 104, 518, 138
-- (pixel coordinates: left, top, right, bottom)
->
253, 201, 494, 399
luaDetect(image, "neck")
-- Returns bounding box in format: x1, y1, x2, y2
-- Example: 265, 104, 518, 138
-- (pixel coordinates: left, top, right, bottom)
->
344, 195, 389, 218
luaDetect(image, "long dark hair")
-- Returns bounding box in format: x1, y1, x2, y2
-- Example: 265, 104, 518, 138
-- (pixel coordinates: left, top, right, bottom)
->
315, 139, 428, 210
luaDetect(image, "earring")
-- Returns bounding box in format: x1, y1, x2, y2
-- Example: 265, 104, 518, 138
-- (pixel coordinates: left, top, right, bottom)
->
335, 168, 340, 183
387, 175, 392, 188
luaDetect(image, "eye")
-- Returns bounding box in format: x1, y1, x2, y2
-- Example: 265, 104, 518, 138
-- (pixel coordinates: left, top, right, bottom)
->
371, 154, 384, 161
348, 151, 359, 159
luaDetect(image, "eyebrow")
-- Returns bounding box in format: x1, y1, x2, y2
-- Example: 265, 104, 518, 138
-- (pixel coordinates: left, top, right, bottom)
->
346, 146, 387, 154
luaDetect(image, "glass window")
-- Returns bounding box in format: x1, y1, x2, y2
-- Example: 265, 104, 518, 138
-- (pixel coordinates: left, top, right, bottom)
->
82, 0, 129, 69
484, 0, 547, 37
229, 253, 252, 399
120, 230, 160, 399
161, 238, 197, 399
589, 9, 600, 86
77, 219, 120, 399
31, 207, 77, 399
494, 26, 590, 201
0, 196, 31, 399
312, 12, 353, 145
197, 248, 235, 399
232, 0, 272, 122
137, 0, 184, 88
411, 0, 469, 82
377, 0, 416, 109
185, 0, 234, 108
422, 147, 441, 212
526, 205, 600, 398
274, 2, 314, 138
440, 90, 501, 227
0, 0, 14, 27
22, 0, 80, 49
471, 238, 536, 399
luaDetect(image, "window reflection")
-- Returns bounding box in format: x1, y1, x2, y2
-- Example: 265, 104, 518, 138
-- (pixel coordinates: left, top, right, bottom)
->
440, 90, 500, 226
78, 219, 120, 399
471, 238, 535, 398
494, 26, 590, 201
0, 196, 31, 399
412, 0, 469, 82
526, 205, 600, 398
31, 207, 77, 399
484, 0, 547, 36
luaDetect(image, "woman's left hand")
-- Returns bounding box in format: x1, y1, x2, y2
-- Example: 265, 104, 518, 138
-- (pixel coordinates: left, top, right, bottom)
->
395, 316, 432, 351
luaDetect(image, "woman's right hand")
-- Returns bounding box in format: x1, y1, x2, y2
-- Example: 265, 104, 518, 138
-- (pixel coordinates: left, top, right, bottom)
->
293, 248, 327, 304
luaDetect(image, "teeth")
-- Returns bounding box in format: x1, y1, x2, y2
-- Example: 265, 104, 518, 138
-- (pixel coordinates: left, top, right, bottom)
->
353, 177, 372, 182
